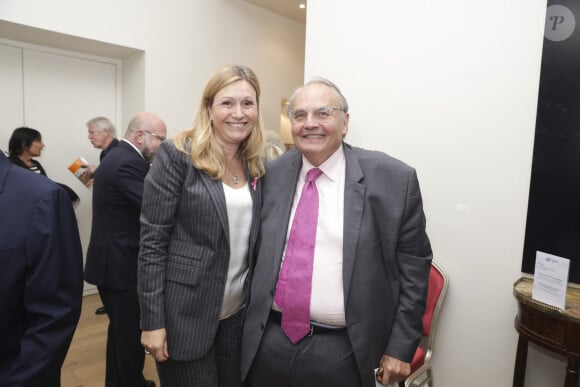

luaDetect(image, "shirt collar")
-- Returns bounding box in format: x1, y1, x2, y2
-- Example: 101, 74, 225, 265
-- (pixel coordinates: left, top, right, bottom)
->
300, 144, 345, 182
122, 138, 145, 160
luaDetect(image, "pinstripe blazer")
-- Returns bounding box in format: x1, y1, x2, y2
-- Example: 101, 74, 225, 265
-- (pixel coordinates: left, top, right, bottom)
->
138, 140, 261, 361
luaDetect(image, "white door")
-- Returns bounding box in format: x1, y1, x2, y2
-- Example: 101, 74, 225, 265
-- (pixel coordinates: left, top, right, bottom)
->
1, 41, 119, 295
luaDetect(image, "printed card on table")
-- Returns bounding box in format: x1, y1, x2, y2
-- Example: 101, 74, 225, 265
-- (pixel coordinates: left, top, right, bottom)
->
532, 251, 570, 310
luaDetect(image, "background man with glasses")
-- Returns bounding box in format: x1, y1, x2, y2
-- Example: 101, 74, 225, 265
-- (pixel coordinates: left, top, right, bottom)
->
242, 78, 432, 387
85, 112, 166, 387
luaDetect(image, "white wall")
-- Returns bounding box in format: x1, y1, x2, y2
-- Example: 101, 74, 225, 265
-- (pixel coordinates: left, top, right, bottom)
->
0, 0, 305, 136
0, 0, 305, 297
305, 1, 564, 386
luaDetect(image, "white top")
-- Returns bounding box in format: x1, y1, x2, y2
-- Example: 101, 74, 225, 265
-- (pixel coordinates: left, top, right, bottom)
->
220, 182, 252, 319
275, 147, 346, 326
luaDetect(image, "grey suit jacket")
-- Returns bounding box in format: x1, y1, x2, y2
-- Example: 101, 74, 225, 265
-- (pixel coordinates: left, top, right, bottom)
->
241, 143, 432, 387
138, 140, 261, 361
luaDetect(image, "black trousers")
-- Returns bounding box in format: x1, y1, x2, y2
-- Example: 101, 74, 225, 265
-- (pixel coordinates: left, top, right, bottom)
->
98, 287, 147, 387
248, 313, 363, 387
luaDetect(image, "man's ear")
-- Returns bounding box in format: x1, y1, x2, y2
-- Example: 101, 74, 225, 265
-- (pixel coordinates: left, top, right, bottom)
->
342, 112, 350, 138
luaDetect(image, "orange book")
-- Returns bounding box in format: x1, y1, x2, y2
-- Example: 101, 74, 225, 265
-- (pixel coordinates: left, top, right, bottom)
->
68, 157, 91, 187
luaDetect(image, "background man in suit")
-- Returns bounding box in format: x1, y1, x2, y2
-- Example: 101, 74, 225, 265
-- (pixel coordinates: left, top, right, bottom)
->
85, 112, 167, 387
86, 116, 119, 315
0, 151, 83, 386
241, 78, 433, 387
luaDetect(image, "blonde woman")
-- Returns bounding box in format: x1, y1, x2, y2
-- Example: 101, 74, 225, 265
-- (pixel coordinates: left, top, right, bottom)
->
138, 64, 265, 387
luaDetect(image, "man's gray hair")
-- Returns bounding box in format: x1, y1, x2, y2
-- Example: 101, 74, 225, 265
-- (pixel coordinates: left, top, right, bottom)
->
287, 77, 349, 117
86, 116, 116, 137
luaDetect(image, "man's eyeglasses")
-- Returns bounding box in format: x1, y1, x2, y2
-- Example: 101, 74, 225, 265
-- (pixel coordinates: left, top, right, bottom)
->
288, 106, 344, 123
143, 129, 166, 142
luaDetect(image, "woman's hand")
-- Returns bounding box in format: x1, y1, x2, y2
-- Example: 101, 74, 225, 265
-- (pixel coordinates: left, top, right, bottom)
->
141, 328, 170, 362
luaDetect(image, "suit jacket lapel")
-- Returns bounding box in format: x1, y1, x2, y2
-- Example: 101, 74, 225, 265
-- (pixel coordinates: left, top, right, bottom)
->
342, 143, 366, 305
246, 167, 261, 269
199, 172, 229, 242
270, 150, 302, 280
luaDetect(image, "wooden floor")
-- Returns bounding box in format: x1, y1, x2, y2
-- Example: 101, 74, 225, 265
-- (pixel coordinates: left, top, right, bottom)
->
62, 294, 160, 387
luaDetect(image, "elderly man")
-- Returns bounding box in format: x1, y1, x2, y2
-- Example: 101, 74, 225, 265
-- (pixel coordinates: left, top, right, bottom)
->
86, 116, 120, 176
85, 116, 120, 315
85, 112, 167, 387
242, 78, 432, 387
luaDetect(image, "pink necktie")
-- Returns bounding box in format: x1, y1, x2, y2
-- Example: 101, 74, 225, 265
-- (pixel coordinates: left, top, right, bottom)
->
274, 168, 323, 343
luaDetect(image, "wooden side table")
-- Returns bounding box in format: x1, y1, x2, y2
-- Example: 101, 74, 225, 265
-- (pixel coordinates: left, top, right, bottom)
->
513, 277, 580, 387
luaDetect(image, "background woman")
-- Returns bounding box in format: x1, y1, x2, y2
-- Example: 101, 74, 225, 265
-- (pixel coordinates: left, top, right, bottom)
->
8, 127, 47, 175
8, 126, 78, 202
138, 64, 265, 387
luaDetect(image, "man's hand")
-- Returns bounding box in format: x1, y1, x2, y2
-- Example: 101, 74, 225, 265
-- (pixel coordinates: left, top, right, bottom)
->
86, 164, 97, 176
375, 355, 411, 385
141, 328, 170, 362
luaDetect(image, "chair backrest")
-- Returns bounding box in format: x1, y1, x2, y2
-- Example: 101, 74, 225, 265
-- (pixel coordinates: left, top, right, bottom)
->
422, 261, 449, 337
405, 261, 449, 386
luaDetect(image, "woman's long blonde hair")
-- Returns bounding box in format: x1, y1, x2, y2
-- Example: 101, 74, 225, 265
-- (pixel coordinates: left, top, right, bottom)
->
175, 64, 265, 179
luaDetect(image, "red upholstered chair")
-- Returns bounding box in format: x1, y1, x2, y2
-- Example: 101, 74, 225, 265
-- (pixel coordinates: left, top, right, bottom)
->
404, 261, 449, 387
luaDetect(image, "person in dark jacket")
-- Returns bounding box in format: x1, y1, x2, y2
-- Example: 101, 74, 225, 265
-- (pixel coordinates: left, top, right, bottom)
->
85, 117, 120, 315
85, 112, 166, 387
0, 151, 83, 386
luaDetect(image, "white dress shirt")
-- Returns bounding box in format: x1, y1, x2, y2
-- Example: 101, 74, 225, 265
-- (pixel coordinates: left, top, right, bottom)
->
276, 147, 346, 326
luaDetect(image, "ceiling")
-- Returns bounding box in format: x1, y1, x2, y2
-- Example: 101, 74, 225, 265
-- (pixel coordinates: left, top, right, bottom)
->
243, 0, 307, 24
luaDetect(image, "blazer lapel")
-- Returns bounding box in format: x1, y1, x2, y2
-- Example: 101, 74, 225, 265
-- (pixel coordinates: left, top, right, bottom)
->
342, 143, 366, 305
246, 167, 261, 269
270, 150, 302, 279
199, 172, 229, 242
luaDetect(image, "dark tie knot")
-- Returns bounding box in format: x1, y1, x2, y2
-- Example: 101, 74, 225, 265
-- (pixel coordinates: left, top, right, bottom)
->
306, 168, 323, 183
